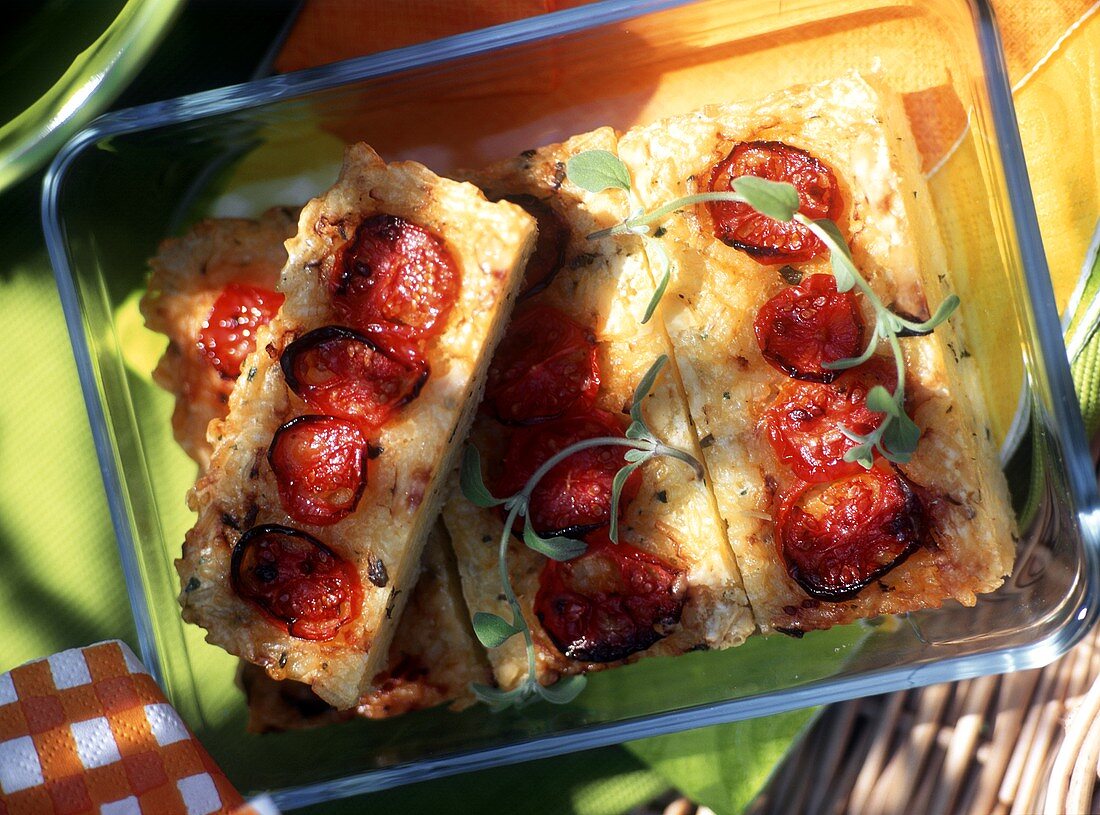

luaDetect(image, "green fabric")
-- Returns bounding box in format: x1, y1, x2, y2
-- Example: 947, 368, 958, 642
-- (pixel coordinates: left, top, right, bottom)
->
628, 710, 816, 815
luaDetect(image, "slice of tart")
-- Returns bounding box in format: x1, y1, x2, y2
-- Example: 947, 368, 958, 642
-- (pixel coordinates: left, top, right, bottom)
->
144, 211, 491, 720
443, 127, 754, 692
178, 143, 535, 708
141, 207, 296, 468
616, 72, 1015, 634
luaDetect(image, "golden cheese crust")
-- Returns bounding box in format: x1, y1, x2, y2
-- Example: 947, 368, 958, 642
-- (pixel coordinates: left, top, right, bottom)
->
178, 143, 535, 709
141, 207, 297, 468
443, 128, 754, 691
617, 73, 1015, 633
240, 523, 490, 731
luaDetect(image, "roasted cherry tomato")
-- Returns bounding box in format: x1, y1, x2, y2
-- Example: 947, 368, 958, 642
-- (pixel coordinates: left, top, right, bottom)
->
498, 194, 569, 299
197, 283, 284, 378
268, 416, 369, 526
231, 524, 361, 640
763, 357, 900, 482
754, 274, 863, 382
281, 326, 428, 431
705, 140, 842, 264
775, 465, 927, 601
483, 305, 600, 425
497, 410, 640, 538
331, 214, 459, 340
534, 530, 685, 662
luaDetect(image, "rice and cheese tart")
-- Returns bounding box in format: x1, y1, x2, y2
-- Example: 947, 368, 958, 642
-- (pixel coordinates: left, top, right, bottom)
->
178, 143, 535, 709
141, 207, 296, 468
617, 73, 1015, 634
443, 127, 753, 692
240, 523, 490, 730
143, 212, 491, 721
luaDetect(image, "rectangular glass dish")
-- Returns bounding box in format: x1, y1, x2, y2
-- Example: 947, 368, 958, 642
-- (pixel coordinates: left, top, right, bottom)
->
42, 0, 1100, 808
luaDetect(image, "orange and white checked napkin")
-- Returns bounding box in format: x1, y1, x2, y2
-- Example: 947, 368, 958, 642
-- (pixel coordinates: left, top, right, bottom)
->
0, 641, 276, 815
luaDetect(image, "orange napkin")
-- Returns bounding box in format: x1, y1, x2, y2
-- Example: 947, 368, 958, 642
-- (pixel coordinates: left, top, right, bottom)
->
0, 641, 252, 815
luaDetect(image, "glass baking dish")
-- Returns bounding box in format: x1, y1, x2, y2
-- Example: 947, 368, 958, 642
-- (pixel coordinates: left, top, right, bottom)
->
42, 0, 1100, 808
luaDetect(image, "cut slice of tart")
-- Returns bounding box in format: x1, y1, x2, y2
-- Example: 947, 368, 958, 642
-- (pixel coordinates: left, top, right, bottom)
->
443, 127, 754, 692
144, 210, 491, 720
616, 72, 1015, 634
141, 207, 296, 468
178, 143, 535, 708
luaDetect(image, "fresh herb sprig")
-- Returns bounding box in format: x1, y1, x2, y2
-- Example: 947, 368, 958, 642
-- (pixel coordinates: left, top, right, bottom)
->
565, 149, 960, 467
460, 355, 702, 709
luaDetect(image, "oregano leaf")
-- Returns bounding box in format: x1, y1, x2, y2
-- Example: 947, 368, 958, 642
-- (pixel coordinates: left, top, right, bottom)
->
731, 176, 800, 221
831, 252, 857, 293
536, 674, 587, 704
460, 446, 504, 507
842, 443, 874, 468
865, 385, 899, 416
609, 462, 642, 543
881, 413, 920, 461
811, 218, 852, 259
625, 420, 649, 441
919, 294, 960, 330
631, 355, 667, 423
472, 682, 526, 711
566, 150, 631, 193
624, 447, 650, 463
523, 518, 587, 561
472, 612, 519, 648
643, 264, 671, 325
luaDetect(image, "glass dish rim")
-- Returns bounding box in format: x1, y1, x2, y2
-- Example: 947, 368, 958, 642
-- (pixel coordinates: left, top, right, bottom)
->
39, 0, 1100, 807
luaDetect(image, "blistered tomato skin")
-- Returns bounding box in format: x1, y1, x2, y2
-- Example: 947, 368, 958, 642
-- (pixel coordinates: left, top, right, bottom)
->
497, 410, 641, 539
705, 140, 843, 264
484, 305, 600, 425
281, 326, 428, 432
535, 530, 685, 662
763, 357, 900, 482
776, 465, 927, 602
268, 416, 369, 526
197, 283, 285, 379
330, 214, 460, 340
230, 524, 361, 641
497, 194, 569, 299
754, 274, 863, 382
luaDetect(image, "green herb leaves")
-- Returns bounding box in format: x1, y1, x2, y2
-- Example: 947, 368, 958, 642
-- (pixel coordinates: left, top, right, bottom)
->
462, 355, 703, 710
564, 149, 961, 470
566, 150, 631, 193
460, 446, 505, 507
730, 176, 800, 221
472, 611, 521, 648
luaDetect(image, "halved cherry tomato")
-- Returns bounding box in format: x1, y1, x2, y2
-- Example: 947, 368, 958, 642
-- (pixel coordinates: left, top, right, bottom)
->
534, 529, 685, 662
498, 194, 569, 299
483, 305, 600, 425
231, 524, 361, 640
497, 410, 640, 538
281, 326, 428, 431
197, 283, 284, 378
268, 416, 369, 526
763, 357, 900, 482
775, 465, 927, 601
705, 140, 842, 264
330, 214, 459, 340
754, 274, 863, 382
